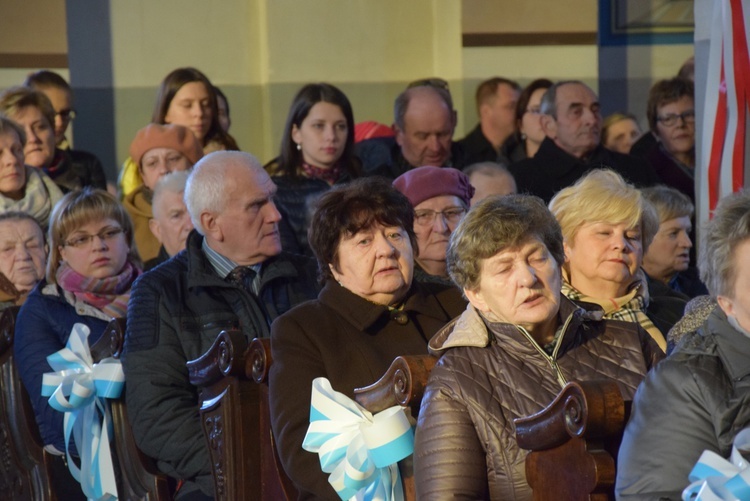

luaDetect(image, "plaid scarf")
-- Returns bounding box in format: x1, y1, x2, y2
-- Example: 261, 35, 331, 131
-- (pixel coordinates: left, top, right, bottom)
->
561, 271, 667, 352
56, 260, 140, 319
301, 162, 341, 185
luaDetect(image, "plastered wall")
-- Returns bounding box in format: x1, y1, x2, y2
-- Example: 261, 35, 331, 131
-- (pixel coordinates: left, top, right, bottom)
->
0, 0, 694, 180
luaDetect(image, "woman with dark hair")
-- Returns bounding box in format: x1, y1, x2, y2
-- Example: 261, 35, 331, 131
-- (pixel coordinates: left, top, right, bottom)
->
641, 77, 696, 201
14, 188, 141, 498
499, 78, 553, 165
269, 177, 465, 499
265, 82, 362, 257
151, 67, 238, 153
120, 67, 238, 197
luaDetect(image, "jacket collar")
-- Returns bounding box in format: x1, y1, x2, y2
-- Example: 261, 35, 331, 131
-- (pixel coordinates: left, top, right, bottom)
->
429, 295, 602, 355
183, 230, 298, 293
318, 280, 451, 333
536, 137, 611, 178
708, 307, 750, 381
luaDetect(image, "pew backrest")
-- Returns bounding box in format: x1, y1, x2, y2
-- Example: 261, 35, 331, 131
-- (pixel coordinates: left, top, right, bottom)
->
0, 305, 56, 500
514, 380, 627, 501
93, 317, 172, 501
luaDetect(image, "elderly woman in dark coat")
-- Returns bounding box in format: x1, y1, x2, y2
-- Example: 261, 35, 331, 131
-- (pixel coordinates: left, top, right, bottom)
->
414, 195, 662, 500
617, 190, 750, 500
269, 177, 466, 499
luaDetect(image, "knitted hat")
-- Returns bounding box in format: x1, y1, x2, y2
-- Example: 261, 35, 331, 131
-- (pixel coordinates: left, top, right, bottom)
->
129, 124, 204, 166
393, 166, 475, 207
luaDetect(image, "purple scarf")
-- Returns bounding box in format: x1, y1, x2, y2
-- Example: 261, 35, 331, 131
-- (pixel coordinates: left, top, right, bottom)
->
56, 261, 141, 318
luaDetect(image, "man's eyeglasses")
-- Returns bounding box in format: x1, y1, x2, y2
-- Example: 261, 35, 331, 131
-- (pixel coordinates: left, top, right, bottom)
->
64, 227, 124, 248
656, 110, 695, 127
414, 207, 466, 226
55, 109, 77, 121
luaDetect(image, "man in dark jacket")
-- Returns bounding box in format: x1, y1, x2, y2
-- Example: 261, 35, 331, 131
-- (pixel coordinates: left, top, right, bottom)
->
458, 77, 520, 166
356, 84, 466, 179
509, 81, 658, 203
122, 151, 319, 500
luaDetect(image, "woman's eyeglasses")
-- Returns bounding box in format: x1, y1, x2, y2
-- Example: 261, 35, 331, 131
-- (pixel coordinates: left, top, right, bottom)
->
656, 110, 695, 127
414, 207, 466, 226
64, 227, 124, 248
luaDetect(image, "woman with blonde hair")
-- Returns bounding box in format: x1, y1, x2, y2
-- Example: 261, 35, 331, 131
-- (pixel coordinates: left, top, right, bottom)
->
549, 169, 685, 352
14, 188, 141, 498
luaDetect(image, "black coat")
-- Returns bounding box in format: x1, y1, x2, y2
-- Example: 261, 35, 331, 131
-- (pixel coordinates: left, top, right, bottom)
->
46, 148, 108, 192
457, 124, 499, 166
355, 136, 467, 180
122, 231, 319, 498
509, 137, 659, 203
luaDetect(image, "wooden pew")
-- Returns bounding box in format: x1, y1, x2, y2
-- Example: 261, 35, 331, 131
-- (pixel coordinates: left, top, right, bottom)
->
514, 380, 627, 501
0, 306, 56, 500
92, 318, 172, 501
353, 354, 436, 501
189, 330, 631, 501
187, 330, 435, 501
187, 330, 264, 501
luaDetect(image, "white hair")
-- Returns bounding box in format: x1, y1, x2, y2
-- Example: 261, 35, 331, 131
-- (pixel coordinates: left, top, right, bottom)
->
185, 151, 263, 234
152, 170, 190, 220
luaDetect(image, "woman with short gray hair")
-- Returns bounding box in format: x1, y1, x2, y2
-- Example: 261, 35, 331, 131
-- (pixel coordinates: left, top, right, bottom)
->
617, 190, 750, 499
414, 194, 662, 500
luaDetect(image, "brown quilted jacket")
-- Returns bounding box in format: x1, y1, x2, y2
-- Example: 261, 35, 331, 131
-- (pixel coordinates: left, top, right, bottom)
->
413, 297, 663, 500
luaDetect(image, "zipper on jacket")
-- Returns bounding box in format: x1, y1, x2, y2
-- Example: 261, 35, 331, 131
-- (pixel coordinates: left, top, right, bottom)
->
515, 311, 576, 389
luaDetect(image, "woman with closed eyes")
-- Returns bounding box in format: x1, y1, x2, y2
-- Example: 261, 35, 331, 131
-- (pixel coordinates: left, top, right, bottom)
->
549, 168, 686, 353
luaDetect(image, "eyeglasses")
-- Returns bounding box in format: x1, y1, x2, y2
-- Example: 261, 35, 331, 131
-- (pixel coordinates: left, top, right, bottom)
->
656, 110, 695, 127
64, 227, 124, 248
525, 106, 542, 115
55, 109, 77, 121
414, 207, 466, 226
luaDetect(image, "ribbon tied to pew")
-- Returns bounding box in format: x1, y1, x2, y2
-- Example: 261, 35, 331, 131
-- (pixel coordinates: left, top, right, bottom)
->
683, 428, 750, 501
41, 323, 124, 500
303, 377, 414, 501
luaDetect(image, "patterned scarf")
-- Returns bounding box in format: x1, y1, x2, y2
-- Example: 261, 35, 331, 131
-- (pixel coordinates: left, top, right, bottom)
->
561, 269, 667, 352
0, 167, 63, 228
56, 260, 141, 319
301, 162, 341, 185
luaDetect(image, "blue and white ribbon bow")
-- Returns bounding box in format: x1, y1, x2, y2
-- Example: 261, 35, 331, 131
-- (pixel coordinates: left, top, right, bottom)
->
682, 428, 750, 501
41, 323, 124, 501
302, 377, 414, 501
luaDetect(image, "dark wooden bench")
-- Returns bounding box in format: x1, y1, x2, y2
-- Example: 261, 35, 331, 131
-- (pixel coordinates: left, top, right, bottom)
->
93, 318, 172, 501
0, 305, 56, 500
189, 330, 629, 501
187, 331, 435, 501
514, 380, 628, 501
187, 331, 289, 501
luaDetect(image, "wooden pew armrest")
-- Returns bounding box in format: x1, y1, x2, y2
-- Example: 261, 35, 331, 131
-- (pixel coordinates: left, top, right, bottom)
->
353, 354, 436, 417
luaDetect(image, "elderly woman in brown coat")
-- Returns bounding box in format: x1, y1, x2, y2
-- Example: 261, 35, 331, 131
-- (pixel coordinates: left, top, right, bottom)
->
269, 177, 466, 499
413, 194, 663, 500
